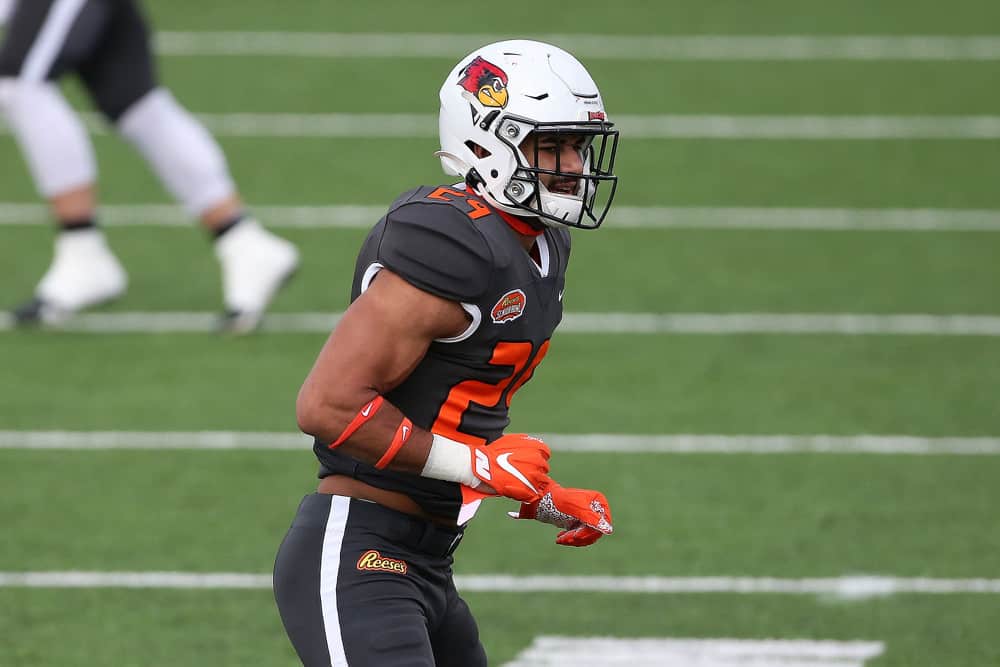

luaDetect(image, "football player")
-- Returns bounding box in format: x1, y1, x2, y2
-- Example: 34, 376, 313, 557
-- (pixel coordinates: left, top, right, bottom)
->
273, 40, 619, 666
0, 0, 299, 332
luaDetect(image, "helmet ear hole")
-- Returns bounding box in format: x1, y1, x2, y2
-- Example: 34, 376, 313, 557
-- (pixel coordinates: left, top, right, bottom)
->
465, 141, 492, 159
490, 169, 499, 178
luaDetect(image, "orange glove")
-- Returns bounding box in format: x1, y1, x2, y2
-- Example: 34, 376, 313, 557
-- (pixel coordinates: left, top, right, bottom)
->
508, 483, 613, 547
467, 433, 552, 502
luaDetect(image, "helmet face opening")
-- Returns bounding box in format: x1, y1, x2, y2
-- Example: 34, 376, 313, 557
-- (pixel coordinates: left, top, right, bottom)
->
499, 118, 619, 230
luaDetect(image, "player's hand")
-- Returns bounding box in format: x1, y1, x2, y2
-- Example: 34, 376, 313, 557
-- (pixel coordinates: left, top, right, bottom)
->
508, 484, 613, 547
468, 433, 552, 502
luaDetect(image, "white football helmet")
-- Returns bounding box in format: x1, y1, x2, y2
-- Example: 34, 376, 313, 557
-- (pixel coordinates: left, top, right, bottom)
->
437, 40, 619, 229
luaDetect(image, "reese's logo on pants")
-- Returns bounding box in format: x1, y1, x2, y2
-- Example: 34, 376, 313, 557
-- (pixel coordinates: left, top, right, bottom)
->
356, 549, 408, 575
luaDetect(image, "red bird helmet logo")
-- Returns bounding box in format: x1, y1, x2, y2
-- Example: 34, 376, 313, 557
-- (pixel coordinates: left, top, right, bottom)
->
458, 56, 509, 109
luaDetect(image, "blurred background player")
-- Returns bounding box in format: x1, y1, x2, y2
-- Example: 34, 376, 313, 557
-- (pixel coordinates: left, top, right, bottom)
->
274, 40, 617, 666
0, 0, 299, 332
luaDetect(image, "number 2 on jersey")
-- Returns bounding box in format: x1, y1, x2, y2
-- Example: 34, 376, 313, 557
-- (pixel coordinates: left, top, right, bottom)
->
431, 340, 550, 446
427, 186, 491, 220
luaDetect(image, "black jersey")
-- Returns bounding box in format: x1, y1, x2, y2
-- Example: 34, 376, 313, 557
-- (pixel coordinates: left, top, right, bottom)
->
314, 185, 570, 522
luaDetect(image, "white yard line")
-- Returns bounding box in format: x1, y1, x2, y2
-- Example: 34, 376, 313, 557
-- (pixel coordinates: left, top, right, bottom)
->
13, 112, 998, 139
2, 311, 1000, 336
1, 572, 998, 599
153, 32, 1000, 61
505, 637, 886, 667
1, 431, 998, 454
617, 115, 1000, 139
3, 203, 1000, 231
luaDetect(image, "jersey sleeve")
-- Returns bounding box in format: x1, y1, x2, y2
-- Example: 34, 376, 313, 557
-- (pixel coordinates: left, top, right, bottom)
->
376, 201, 494, 302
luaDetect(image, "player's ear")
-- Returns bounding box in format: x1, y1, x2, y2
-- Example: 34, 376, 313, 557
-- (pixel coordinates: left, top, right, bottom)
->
468, 142, 491, 159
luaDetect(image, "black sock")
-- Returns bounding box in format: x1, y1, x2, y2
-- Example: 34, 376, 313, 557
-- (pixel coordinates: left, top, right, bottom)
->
211, 214, 245, 240
59, 218, 96, 233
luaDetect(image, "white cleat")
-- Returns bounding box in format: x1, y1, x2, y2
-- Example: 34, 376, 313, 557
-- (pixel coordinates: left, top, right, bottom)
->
215, 218, 299, 334
13, 228, 128, 325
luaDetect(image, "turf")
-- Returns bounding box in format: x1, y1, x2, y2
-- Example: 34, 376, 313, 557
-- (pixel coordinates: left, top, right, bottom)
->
2, 2, 999, 665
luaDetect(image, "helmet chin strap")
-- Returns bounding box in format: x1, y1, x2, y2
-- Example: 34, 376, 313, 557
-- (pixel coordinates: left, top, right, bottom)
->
482, 176, 578, 229
536, 181, 584, 225
482, 190, 528, 217
435, 150, 567, 229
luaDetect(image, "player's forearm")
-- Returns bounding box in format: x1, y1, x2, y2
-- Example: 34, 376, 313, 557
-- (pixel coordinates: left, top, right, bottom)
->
331, 399, 435, 474
297, 385, 431, 471
299, 389, 502, 489
297, 364, 549, 498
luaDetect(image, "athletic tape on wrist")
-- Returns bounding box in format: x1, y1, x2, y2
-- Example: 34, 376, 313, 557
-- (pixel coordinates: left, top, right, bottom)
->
422, 434, 480, 486
375, 417, 414, 469
328, 396, 384, 449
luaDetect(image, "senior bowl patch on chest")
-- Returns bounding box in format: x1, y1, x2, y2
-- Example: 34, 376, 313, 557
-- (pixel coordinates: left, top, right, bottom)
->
491, 289, 526, 323
356, 549, 408, 575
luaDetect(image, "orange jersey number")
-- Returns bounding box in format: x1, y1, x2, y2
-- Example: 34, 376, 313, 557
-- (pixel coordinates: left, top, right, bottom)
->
427, 186, 491, 220
431, 340, 550, 446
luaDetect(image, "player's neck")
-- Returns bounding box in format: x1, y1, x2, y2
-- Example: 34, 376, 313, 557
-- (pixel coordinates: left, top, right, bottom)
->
507, 220, 542, 252
491, 207, 544, 248
460, 183, 545, 248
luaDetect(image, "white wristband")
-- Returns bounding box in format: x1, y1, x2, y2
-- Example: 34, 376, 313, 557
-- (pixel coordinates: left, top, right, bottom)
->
421, 434, 480, 487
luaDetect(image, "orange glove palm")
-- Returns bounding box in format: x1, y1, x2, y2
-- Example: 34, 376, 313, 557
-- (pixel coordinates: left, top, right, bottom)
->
509, 484, 614, 547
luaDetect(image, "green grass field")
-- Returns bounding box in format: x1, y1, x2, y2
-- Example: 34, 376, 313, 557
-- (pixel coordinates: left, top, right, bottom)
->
2, 1, 1000, 665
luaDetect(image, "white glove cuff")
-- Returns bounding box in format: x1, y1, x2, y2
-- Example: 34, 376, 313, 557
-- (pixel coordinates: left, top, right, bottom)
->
421, 434, 480, 486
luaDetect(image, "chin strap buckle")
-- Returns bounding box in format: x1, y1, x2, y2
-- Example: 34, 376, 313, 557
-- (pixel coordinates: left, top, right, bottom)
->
465, 168, 486, 192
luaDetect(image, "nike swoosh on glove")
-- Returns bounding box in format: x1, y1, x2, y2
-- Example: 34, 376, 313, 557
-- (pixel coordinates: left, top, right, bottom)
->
469, 433, 552, 502
508, 484, 613, 547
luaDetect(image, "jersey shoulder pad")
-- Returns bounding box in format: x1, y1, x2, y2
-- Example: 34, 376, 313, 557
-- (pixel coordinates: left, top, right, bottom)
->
377, 194, 494, 302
